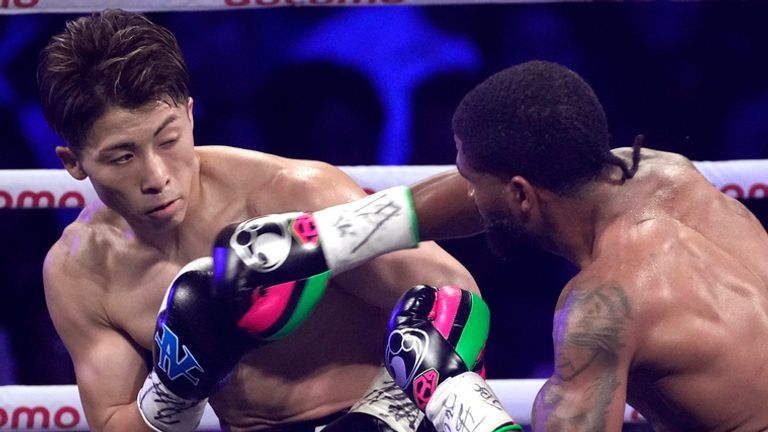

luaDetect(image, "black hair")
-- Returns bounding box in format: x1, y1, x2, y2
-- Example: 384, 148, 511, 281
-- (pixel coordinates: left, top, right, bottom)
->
38, 9, 190, 152
453, 60, 641, 195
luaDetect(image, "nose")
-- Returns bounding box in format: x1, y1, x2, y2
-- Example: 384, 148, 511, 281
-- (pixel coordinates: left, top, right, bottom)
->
141, 151, 170, 194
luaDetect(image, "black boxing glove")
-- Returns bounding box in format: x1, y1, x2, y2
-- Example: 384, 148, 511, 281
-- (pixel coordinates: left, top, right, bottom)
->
212, 187, 419, 327
138, 258, 247, 432
385, 285, 522, 432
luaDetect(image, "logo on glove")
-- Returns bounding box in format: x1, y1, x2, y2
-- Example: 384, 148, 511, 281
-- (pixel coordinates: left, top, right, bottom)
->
230, 215, 294, 273
385, 328, 430, 396
155, 324, 205, 385
413, 369, 439, 409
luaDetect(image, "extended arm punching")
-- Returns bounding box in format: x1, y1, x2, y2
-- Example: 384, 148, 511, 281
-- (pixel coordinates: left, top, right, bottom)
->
211, 186, 420, 320
210, 177, 483, 314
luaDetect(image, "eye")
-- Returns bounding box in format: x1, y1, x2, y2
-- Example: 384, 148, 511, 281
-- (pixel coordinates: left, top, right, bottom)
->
111, 154, 133, 165
160, 138, 178, 148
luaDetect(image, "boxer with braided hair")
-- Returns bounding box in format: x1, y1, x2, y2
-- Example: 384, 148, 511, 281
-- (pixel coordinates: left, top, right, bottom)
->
262, 60, 768, 431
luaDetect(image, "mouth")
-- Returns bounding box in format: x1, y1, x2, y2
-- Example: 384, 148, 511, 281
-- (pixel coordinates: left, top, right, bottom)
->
146, 198, 179, 216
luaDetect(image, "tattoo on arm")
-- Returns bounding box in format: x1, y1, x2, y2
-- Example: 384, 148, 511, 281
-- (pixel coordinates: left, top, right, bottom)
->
535, 284, 632, 430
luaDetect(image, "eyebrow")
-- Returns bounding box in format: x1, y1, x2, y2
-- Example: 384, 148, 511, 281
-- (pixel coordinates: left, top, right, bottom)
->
153, 114, 178, 137
99, 114, 179, 154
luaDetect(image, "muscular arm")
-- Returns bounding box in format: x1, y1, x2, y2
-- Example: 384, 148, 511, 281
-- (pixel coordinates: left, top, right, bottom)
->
410, 169, 485, 241
532, 282, 634, 432
44, 242, 152, 432
273, 161, 479, 309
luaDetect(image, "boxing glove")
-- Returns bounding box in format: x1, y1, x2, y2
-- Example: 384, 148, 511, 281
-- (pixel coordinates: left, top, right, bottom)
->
212, 186, 419, 323
385, 285, 522, 432
138, 258, 247, 432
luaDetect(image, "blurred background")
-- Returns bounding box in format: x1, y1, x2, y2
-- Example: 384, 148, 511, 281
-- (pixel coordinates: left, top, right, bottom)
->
0, 0, 766, 407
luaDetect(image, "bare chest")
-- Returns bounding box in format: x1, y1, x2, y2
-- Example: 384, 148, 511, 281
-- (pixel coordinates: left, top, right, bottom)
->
103, 261, 190, 350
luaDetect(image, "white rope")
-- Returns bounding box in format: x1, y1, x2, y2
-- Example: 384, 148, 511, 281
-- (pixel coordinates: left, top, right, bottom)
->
0, 380, 644, 430
0, 161, 765, 209
0, 0, 575, 14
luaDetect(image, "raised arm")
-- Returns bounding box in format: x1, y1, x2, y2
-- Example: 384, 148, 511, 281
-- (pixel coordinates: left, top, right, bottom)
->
44, 244, 152, 432
532, 282, 635, 432
280, 161, 480, 308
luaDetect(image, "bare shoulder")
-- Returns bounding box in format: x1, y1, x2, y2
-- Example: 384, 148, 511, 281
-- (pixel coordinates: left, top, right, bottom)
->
196, 145, 283, 186
590, 218, 691, 331
556, 272, 635, 325
272, 157, 366, 209
43, 204, 123, 319
616, 146, 701, 182
195, 146, 365, 212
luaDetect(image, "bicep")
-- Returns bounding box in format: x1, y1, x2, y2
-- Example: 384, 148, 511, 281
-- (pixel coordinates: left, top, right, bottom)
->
532, 283, 634, 431
73, 326, 150, 431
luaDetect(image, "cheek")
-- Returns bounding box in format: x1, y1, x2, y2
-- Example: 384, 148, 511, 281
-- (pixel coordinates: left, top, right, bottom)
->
90, 178, 137, 212
472, 188, 501, 217
166, 141, 196, 178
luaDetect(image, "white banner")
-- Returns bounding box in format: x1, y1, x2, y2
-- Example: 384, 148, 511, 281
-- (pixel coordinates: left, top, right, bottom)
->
0, 380, 644, 430
0, 161, 765, 209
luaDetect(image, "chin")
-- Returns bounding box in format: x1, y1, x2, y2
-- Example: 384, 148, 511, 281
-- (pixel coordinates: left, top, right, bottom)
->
143, 209, 186, 231
484, 215, 544, 259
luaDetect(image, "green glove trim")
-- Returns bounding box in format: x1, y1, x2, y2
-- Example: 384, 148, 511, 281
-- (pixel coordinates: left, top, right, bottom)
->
455, 292, 491, 370
266, 271, 331, 340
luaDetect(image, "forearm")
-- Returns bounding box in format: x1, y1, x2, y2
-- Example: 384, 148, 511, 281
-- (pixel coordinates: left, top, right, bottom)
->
92, 401, 153, 432
426, 372, 522, 432
410, 169, 484, 240
532, 378, 625, 432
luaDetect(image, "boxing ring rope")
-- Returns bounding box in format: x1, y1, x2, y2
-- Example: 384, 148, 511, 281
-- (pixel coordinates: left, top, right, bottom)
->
0, 160, 766, 209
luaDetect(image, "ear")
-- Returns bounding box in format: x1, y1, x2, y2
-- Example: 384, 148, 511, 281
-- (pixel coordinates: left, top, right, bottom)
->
186, 97, 194, 129
509, 176, 538, 215
55, 146, 88, 180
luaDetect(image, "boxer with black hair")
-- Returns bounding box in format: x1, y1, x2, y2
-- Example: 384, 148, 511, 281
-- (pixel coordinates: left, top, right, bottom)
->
40, 9, 478, 432
256, 60, 768, 431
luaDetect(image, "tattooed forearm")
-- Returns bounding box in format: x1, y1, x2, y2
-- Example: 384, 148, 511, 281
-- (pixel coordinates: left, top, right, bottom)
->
534, 373, 620, 431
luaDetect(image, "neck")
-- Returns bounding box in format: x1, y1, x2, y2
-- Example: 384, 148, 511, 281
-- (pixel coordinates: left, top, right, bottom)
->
542, 171, 628, 268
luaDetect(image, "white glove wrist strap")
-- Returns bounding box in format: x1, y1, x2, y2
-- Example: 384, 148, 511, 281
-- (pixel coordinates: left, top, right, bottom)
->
426, 372, 514, 432
314, 186, 419, 272
349, 368, 426, 432
137, 369, 208, 432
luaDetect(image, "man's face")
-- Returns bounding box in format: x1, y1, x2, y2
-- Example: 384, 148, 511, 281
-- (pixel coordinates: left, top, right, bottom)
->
75, 99, 196, 231
455, 136, 541, 258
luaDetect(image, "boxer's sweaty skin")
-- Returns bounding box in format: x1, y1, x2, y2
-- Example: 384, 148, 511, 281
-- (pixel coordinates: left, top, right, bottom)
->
44, 101, 477, 431
525, 148, 768, 431
433, 144, 768, 431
